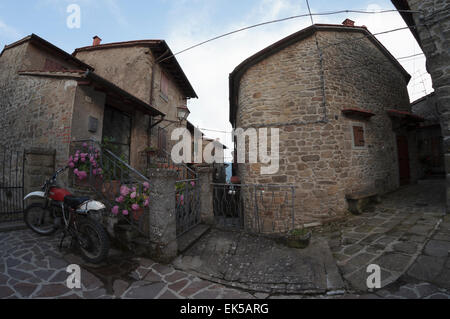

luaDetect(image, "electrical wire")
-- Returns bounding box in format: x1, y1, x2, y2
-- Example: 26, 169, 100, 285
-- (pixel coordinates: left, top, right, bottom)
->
156, 8, 424, 64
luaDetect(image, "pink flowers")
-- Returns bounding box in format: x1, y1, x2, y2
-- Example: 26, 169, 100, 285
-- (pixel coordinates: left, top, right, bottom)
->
68, 143, 103, 182
111, 206, 119, 215
113, 182, 151, 218
120, 186, 130, 197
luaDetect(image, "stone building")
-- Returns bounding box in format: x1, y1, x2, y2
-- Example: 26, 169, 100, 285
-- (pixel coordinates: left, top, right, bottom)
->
392, 0, 450, 210
229, 20, 421, 226
411, 93, 445, 177
0, 34, 196, 193
72, 37, 197, 170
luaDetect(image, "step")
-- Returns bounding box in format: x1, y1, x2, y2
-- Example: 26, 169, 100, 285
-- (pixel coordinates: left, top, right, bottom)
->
0, 221, 27, 233
177, 224, 211, 254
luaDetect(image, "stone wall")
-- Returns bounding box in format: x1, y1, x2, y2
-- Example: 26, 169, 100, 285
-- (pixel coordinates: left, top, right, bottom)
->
0, 41, 80, 187
401, 0, 450, 210
235, 29, 414, 225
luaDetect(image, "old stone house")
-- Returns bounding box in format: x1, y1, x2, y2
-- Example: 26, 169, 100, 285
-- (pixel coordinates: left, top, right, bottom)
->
392, 0, 450, 211
229, 20, 422, 226
72, 37, 197, 170
0, 34, 196, 194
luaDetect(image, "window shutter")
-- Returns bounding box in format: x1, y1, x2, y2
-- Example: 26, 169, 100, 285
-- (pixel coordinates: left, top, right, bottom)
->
160, 72, 169, 97
353, 126, 365, 147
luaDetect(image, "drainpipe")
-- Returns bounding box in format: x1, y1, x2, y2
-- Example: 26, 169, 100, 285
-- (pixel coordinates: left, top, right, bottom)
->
148, 56, 157, 148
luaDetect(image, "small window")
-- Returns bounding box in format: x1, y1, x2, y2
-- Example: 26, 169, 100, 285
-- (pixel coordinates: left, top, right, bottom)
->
160, 71, 169, 100
352, 125, 365, 147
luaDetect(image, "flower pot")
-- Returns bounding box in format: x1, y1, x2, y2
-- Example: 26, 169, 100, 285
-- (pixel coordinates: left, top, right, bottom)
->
230, 176, 241, 184
132, 208, 145, 222
286, 230, 312, 249
102, 180, 121, 200
147, 150, 159, 157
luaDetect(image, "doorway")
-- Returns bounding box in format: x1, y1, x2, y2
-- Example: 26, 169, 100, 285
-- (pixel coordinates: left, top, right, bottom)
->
102, 105, 132, 163
397, 136, 410, 185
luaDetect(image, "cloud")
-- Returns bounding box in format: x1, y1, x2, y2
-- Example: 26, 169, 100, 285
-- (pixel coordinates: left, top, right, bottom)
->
0, 19, 22, 40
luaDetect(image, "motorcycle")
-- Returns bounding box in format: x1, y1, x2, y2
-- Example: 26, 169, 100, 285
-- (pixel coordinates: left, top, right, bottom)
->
23, 166, 110, 264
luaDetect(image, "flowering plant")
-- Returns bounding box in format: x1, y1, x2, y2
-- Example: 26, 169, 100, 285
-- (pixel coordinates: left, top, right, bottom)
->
111, 182, 150, 217
68, 143, 103, 181
176, 181, 196, 206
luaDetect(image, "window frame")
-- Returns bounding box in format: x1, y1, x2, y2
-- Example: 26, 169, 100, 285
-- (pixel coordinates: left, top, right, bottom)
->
160, 70, 169, 102
351, 122, 366, 150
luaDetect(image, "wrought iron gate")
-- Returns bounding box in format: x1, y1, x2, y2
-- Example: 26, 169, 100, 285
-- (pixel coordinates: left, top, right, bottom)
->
176, 179, 200, 237
213, 183, 296, 234
0, 148, 24, 222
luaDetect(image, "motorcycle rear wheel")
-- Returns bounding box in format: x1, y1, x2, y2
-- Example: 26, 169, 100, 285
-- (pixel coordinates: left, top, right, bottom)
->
76, 218, 110, 264
24, 203, 58, 236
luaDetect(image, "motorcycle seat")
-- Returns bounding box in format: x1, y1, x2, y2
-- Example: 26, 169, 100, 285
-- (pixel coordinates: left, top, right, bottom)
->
64, 196, 90, 209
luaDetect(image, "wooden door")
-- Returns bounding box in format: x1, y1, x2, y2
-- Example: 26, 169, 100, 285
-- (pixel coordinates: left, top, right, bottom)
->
397, 136, 410, 185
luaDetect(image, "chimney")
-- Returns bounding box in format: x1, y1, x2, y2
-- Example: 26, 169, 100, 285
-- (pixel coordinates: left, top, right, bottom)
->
92, 36, 102, 46
342, 19, 355, 27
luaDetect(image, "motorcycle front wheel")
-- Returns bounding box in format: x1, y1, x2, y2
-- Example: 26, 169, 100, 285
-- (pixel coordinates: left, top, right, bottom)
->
76, 218, 110, 264
24, 203, 58, 236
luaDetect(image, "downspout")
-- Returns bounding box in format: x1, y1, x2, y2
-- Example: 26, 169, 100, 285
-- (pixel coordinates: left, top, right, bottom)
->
148, 56, 156, 148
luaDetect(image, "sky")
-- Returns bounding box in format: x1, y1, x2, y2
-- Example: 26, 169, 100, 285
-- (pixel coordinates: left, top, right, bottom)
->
0, 0, 433, 161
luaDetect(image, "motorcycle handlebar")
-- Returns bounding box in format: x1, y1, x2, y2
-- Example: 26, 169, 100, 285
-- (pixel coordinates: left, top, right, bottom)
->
43, 166, 69, 190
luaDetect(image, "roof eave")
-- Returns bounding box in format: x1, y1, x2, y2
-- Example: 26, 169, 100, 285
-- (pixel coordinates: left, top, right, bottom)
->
73, 40, 198, 99
2, 34, 94, 71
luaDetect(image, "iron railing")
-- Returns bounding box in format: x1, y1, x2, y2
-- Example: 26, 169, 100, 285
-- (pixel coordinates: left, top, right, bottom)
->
0, 148, 24, 222
175, 178, 200, 237
212, 183, 296, 234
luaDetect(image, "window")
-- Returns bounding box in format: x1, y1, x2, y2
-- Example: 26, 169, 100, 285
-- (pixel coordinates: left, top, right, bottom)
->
160, 71, 169, 100
352, 125, 365, 148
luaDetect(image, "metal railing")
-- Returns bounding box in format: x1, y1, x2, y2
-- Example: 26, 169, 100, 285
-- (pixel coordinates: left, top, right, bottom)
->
175, 178, 200, 237
70, 139, 151, 237
212, 183, 296, 234
0, 147, 24, 222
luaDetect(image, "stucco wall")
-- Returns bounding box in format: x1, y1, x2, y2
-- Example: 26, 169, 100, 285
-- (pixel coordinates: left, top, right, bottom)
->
235, 29, 414, 225
71, 85, 106, 142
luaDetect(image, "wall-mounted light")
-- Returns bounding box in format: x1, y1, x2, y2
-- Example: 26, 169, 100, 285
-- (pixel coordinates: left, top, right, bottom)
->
177, 106, 190, 122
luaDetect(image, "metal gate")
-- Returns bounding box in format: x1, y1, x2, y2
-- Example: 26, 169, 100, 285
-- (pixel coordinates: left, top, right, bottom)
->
212, 183, 296, 234
0, 148, 24, 222
176, 179, 200, 237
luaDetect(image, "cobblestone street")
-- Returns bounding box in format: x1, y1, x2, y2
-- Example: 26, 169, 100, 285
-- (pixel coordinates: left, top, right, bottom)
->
0, 230, 254, 299
320, 179, 450, 299
0, 179, 449, 299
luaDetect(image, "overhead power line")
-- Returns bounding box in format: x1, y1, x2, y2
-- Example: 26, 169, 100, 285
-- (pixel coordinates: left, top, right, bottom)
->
397, 53, 425, 60
156, 8, 423, 64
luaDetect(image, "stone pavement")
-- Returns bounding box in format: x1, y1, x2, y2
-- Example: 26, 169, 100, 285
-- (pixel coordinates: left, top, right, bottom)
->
174, 230, 344, 295
0, 179, 448, 299
0, 230, 254, 299
318, 179, 450, 297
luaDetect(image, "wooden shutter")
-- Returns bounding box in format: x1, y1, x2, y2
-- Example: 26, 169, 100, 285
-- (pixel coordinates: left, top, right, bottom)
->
160, 71, 169, 97
353, 126, 365, 147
